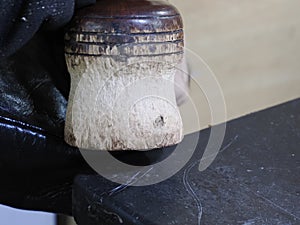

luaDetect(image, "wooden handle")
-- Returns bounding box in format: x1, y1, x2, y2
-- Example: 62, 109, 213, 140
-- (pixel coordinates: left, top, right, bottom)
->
64, 0, 184, 151
65, 0, 183, 57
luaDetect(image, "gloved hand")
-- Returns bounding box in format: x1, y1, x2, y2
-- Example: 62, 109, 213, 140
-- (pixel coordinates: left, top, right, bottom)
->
0, 0, 96, 58
0, 0, 96, 215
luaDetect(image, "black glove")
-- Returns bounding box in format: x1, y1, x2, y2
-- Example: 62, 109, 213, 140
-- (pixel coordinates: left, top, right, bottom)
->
0, 28, 97, 215
0, 0, 96, 58
0, 0, 96, 215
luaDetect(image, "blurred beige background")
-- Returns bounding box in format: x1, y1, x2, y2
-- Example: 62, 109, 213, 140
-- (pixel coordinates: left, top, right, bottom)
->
62, 0, 300, 224
171, 0, 300, 133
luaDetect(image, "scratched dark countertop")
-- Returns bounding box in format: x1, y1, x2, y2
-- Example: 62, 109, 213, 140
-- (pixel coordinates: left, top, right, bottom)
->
73, 99, 300, 225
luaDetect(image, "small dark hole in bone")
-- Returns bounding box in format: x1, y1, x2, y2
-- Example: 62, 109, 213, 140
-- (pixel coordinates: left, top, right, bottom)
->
154, 115, 165, 128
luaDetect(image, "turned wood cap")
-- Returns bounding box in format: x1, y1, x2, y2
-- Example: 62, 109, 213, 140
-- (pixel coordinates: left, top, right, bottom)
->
65, 0, 184, 57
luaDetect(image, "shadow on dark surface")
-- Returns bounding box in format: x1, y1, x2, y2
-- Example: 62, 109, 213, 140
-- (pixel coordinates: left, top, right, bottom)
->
109, 145, 177, 166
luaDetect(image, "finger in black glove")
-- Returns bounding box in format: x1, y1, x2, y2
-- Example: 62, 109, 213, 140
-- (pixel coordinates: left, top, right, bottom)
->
0, 0, 96, 58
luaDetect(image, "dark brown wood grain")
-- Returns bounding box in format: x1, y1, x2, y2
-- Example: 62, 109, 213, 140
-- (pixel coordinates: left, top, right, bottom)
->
65, 0, 184, 57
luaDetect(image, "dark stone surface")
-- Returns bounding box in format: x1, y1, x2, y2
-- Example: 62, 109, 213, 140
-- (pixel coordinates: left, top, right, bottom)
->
73, 99, 300, 225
